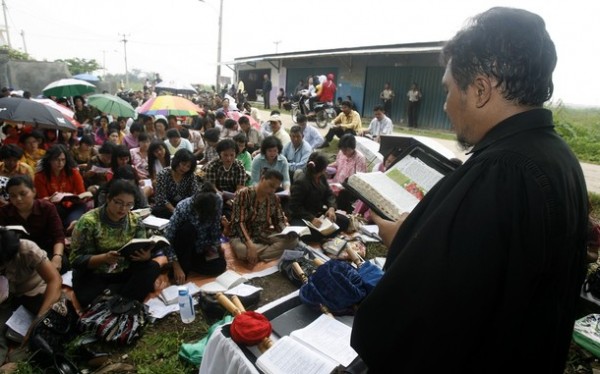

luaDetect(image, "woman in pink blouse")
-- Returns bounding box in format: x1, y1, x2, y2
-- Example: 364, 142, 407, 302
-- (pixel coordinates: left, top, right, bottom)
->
327, 134, 366, 212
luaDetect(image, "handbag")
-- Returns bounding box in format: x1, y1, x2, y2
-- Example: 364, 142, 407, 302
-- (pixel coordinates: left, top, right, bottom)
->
29, 292, 78, 355
28, 293, 80, 373
78, 293, 149, 345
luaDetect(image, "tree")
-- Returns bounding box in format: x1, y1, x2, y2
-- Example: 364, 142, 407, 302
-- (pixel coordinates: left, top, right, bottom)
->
55, 58, 101, 75
0, 46, 32, 61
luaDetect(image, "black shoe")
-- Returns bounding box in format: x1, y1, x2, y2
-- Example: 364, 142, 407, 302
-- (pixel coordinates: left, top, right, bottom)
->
316, 142, 330, 149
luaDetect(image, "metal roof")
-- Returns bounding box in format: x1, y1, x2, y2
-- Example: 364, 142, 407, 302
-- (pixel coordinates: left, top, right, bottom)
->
226, 41, 446, 65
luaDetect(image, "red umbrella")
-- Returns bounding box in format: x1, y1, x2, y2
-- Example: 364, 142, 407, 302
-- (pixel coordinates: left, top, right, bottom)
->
32, 98, 81, 128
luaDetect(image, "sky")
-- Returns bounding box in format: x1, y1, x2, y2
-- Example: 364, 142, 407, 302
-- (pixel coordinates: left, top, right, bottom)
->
4, 0, 600, 107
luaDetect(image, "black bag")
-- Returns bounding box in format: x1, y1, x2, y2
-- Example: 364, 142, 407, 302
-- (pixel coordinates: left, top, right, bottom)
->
28, 293, 80, 374
584, 268, 600, 299
77, 293, 148, 345
29, 293, 78, 354
279, 246, 321, 288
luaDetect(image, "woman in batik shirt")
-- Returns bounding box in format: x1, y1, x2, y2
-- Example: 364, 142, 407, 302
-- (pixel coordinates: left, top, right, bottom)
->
230, 169, 298, 267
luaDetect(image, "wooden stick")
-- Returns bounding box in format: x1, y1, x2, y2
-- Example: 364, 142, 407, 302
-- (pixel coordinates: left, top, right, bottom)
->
230, 295, 246, 313
345, 247, 363, 267
215, 292, 273, 352
291, 261, 333, 317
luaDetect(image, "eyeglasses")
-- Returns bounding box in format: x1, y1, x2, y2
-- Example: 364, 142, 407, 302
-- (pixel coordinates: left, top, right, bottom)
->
111, 199, 134, 210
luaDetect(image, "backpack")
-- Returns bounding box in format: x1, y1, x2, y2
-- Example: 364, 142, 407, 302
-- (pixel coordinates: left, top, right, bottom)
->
78, 293, 149, 345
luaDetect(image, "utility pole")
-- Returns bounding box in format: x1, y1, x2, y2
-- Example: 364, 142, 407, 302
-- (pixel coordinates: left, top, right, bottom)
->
2, 0, 11, 48
199, 0, 224, 93
273, 40, 281, 54
119, 33, 129, 89
20, 29, 26, 54
216, 0, 223, 94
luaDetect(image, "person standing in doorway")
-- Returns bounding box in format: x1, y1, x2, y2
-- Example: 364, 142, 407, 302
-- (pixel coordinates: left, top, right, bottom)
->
406, 82, 422, 127
380, 82, 395, 116
262, 74, 272, 109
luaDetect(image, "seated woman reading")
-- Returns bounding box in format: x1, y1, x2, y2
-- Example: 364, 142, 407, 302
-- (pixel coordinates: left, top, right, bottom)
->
163, 183, 226, 285
289, 152, 349, 243
0, 227, 62, 365
230, 169, 298, 268
0, 175, 69, 274
69, 180, 162, 308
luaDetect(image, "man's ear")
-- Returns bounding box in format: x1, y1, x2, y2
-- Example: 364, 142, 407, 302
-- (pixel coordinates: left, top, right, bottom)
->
473, 76, 493, 108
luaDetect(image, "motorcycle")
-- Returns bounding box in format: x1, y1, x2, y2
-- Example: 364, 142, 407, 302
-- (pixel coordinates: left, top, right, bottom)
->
290, 90, 336, 128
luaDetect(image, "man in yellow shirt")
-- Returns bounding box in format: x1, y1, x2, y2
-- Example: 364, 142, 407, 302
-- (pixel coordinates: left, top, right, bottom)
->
318, 100, 362, 148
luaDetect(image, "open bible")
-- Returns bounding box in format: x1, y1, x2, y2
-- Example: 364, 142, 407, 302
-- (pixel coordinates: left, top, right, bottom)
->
344, 145, 457, 221
49, 191, 93, 204
118, 235, 170, 258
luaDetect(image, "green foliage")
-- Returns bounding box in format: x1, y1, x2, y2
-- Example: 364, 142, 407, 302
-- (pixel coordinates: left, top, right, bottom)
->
55, 57, 101, 76
0, 45, 31, 60
129, 314, 210, 373
552, 105, 600, 163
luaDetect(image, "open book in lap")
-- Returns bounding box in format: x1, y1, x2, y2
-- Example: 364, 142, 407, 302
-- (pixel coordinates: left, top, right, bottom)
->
49, 191, 93, 204
118, 235, 170, 258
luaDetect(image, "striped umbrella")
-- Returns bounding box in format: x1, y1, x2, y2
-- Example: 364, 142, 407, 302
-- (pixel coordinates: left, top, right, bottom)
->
31, 98, 81, 128
42, 78, 96, 98
136, 95, 203, 116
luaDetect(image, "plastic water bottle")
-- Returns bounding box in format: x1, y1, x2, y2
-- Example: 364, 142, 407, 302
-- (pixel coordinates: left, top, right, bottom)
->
178, 286, 195, 323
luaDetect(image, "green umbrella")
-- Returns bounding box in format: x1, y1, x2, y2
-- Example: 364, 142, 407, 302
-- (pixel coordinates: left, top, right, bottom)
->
86, 93, 137, 118
42, 78, 96, 98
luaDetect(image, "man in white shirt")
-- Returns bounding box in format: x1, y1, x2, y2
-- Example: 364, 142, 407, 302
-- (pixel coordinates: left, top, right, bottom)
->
164, 128, 194, 154
363, 105, 393, 143
269, 114, 291, 147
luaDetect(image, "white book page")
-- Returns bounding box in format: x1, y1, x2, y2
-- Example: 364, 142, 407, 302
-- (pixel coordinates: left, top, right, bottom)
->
6, 305, 34, 337
290, 314, 358, 367
256, 335, 337, 374
224, 283, 262, 297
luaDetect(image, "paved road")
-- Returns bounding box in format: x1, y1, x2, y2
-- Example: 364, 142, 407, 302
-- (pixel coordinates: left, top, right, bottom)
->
256, 108, 600, 194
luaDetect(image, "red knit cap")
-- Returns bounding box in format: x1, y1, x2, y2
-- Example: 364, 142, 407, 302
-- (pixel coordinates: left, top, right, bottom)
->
230, 311, 272, 345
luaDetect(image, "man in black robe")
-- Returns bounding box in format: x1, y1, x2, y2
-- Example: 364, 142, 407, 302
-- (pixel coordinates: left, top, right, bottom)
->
351, 7, 589, 373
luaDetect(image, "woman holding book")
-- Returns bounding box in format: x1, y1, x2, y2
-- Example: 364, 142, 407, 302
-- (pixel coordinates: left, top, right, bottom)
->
163, 182, 226, 285
33, 144, 89, 231
230, 169, 298, 267
69, 180, 162, 308
0, 175, 70, 274
289, 152, 349, 243
0, 227, 62, 366
204, 139, 247, 217
152, 149, 199, 219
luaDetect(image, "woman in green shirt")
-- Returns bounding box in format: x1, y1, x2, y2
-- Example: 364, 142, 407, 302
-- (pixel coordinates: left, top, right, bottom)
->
69, 180, 162, 308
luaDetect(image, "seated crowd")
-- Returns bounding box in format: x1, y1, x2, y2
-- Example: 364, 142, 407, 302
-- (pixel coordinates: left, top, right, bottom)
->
0, 95, 391, 368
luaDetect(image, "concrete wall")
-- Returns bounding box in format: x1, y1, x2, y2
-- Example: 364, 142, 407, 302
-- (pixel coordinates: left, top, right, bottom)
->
0, 59, 71, 96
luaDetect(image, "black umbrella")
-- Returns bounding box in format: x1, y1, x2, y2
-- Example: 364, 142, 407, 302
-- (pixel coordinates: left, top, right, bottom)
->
0, 97, 77, 131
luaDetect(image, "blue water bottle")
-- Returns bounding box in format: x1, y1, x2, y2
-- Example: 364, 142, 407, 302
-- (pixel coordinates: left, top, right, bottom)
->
178, 286, 195, 324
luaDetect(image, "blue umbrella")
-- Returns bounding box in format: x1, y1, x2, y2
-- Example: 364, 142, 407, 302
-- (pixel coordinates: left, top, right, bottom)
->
72, 73, 100, 82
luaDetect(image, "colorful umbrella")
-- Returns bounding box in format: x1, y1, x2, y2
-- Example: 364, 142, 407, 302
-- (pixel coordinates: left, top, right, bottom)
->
31, 98, 80, 128
136, 95, 203, 116
0, 97, 77, 131
86, 93, 136, 118
42, 78, 96, 98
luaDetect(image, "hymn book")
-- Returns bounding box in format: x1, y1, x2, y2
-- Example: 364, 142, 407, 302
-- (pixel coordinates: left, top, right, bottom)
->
255, 314, 358, 374
198, 270, 248, 293
302, 217, 339, 236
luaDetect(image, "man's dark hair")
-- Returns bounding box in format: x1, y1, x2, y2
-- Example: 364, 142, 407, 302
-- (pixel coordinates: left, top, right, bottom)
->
289, 125, 303, 135
0, 144, 23, 160
224, 119, 237, 129
441, 7, 556, 106
19, 130, 44, 144
129, 122, 143, 134
296, 114, 307, 124
204, 128, 221, 142
238, 116, 250, 125
166, 128, 181, 139
261, 168, 283, 182
215, 138, 236, 154
98, 141, 115, 155
373, 105, 385, 112
341, 100, 353, 108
